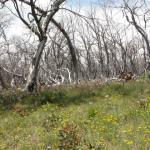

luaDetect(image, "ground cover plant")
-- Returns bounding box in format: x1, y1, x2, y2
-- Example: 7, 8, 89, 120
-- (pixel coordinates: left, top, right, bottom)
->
0, 79, 150, 150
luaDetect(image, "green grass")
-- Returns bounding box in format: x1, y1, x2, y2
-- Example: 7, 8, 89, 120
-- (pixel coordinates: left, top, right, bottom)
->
0, 80, 150, 150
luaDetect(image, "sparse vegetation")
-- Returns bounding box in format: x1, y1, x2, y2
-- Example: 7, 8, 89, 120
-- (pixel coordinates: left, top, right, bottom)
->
0, 79, 150, 149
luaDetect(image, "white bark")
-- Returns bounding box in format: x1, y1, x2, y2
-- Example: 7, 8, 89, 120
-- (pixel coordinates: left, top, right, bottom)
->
57, 68, 72, 83
0, 65, 24, 78
11, 78, 15, 88
24, 38, 47, 92
41, 67, 60, 84
42, 0, 65, 32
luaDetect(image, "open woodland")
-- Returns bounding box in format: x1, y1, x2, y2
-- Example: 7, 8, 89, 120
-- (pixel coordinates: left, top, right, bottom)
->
0, 0, 150, 149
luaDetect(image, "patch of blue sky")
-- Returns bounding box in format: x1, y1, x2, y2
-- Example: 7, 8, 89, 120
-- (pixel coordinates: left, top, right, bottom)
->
67, 0, 98, 7
67, 0, 121, 8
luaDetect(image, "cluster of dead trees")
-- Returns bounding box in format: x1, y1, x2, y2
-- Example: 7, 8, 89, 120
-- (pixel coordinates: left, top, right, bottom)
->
0, 0, 150, 92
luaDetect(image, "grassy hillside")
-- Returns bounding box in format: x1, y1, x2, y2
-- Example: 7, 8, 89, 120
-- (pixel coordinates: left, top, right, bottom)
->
0, 79, 150, 150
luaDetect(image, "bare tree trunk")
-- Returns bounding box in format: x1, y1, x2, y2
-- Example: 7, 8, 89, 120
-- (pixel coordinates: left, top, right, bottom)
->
0, 66, 8, 89
24, 37, 47, 92
51, 19, 79, 83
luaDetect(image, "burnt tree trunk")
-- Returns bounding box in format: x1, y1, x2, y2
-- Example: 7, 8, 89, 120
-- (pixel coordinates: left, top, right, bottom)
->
0, 66, 8, 89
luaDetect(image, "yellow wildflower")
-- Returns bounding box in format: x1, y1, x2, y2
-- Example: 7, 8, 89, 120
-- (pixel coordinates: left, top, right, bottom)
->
126, 141, 134, 145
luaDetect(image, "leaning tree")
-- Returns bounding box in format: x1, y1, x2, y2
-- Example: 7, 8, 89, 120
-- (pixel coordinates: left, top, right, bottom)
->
1, 0, 65, 92
0, 10, 10, 89
123, 0, 150, 68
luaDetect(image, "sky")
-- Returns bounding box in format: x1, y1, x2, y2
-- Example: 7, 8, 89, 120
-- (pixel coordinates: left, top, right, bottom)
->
5, 0, 123, 38
68, 0, 98, 7
68, 0, 121, 7
5, 0, 99, 37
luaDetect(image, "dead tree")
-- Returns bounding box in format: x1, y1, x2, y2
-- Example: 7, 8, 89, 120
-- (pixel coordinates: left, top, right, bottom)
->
0, 66, 8, 89
123, 0, 150, 59
51, 19, 79, 83
1, 0, 65, 92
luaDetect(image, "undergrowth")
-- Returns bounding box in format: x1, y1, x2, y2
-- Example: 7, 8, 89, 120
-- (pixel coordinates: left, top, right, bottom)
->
0, 79, 150, 149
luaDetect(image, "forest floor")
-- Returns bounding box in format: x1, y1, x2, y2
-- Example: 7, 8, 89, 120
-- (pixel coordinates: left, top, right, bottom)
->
0, 77, 150, 150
